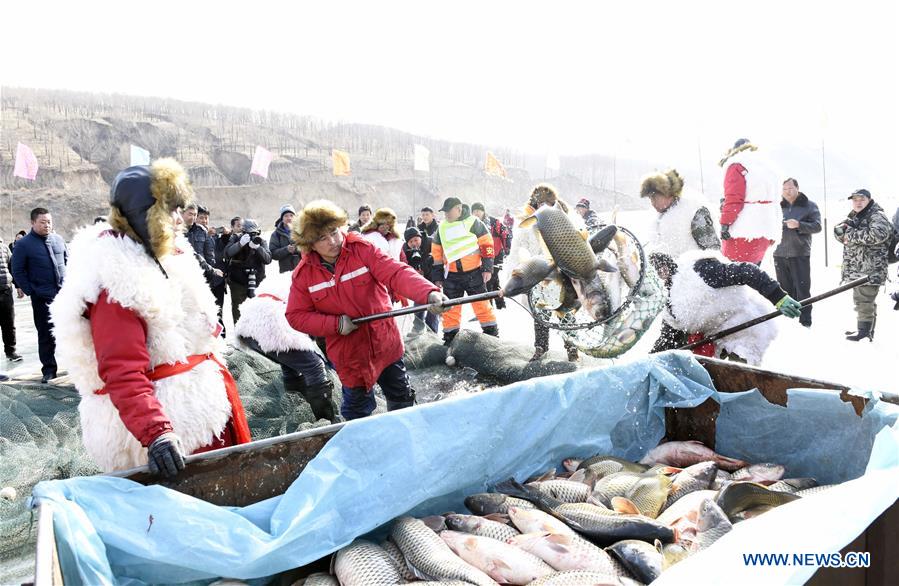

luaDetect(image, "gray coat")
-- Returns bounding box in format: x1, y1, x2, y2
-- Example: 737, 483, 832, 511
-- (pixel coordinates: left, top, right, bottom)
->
834, 200, 891, 285
774, 193, 822, 258
0, 241, 12, 291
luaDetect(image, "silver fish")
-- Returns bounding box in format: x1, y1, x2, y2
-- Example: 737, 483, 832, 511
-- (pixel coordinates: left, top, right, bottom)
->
333, 540, 404, 586
440, 530, 555, 585
661, 462, 718, 512
528, 479, 592, 503
390, 516, 499, 586
526, 569, 628, 585
691, 499, 733, 552
511, 531, 625, 576
465, 493, 536, 516
380, 539, 417, 582
445, 513, 520, 542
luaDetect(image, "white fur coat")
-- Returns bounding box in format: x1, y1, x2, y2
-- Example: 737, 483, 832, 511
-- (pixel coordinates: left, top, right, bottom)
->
234, 270, 318, 353
667, 248, 778, 365
50, 224, 232, 472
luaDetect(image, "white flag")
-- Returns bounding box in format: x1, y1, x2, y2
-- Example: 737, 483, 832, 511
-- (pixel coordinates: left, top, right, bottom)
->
130, 145, 150, 166
414, 144, 430, 172
250, 145, 274, 178
546, 153, 560, 171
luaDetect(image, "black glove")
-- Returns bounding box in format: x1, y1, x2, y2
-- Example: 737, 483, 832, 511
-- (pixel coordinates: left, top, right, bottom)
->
720, 225, 732, 240
147, 432, 186, 478
891, 290, 899, 311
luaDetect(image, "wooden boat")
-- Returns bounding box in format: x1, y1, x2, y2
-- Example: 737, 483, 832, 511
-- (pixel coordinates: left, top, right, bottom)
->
33, 356, 899, 585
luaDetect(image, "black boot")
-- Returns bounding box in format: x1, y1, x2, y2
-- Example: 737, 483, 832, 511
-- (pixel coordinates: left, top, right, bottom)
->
386, 388, 416, 411
289, 378, 338, 423
443, 330, 458, 346
482, 325, 499, 337
529, 346, 546, 362
565, 341, 579, 362
845, 321, 873, 342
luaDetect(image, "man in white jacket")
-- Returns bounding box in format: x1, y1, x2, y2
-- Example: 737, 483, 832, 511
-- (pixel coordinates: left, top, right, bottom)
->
235, 270, 337, 423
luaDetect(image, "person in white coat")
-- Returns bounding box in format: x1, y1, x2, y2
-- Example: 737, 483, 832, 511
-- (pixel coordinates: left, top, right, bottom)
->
235, 269, 337, 423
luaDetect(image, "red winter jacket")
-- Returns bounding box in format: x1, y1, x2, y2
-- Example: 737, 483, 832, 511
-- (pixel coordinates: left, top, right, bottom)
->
719, 163, 747, 226
89, 290, 236, 452
286, 232, 438, 389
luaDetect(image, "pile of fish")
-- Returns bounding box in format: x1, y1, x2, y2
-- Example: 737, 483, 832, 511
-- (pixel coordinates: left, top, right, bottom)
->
291, 440, 834, 585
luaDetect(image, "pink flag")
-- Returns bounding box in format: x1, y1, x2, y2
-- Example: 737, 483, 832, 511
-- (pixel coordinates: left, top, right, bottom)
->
250, 145, 274, 179
13, 143, 39, 181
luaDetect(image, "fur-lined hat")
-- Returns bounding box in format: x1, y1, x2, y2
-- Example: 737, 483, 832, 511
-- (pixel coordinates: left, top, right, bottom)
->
640, 169, 685, 199
718, 138, 758, 167
292, 200, 348, 252
108, 158, 193, 259
522, 183, 570, 218
362, 207, 400, 238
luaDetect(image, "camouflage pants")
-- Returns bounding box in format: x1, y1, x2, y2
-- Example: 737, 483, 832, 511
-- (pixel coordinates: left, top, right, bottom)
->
852, 284, 879, 322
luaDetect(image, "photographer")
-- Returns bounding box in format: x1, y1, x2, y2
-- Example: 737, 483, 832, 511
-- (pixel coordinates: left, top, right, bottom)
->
225, 218, 272, 323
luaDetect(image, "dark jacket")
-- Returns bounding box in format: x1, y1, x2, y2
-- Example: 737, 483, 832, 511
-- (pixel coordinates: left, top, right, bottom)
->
774, 193, 822, 258
402, 242, 434, 282
224, 233, 272, 286
418, 219, 439, 257
269, 222, 300, 273
692, 257, 787, 305
185, 223, 221, 284
582, 209, 603, 232
0, 241, 13, 291
11, 230, 67, 299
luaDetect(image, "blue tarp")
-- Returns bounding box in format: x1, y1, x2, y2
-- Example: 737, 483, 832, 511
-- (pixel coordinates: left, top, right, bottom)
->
31, 352, 899, 585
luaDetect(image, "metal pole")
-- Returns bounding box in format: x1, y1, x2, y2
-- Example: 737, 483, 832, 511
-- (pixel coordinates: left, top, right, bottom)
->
697, 136, 705, 195
677, 276, 869, 351
821, 137, 829, 267
352, 291, 501, 324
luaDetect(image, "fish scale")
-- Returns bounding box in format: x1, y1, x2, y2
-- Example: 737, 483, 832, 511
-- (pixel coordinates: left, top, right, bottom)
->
510, 532, 628, 577
526, 569, 626, 585
301, 573, 338, 586
661, 462, 717, 512
528, 204, 598, 280
333, 540, 403, 586
691, 500, 733, 552
623, 474, 671, 518
380, 539, 417, 582
465, 493, 536, 515
440, 530, 555, 585
529, 479, 592, 503
768, 478, 818, 494
390, 516, 499, 586
592, 472, 644, 506
445, 513, 520, 542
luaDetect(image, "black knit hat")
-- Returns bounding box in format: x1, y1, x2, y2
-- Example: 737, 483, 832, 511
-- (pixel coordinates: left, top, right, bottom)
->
471, 202, 485, 212
404, 226, 422, 242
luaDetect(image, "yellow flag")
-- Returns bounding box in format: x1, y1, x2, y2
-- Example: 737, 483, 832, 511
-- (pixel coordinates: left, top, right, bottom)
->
485, 151, 507, 178
332, 149, 351, 176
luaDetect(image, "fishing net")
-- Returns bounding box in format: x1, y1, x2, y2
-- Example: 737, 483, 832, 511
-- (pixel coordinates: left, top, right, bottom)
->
0, 347, 338, 583
528, 225, 665, 358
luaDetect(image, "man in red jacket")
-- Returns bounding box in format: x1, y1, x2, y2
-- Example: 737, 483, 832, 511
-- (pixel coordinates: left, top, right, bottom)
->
286, 200, 449, 420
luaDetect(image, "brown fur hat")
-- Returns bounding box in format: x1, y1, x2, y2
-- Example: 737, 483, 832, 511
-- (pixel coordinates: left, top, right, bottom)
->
292, 199, 349, 252
108, 158, 193, 258
639, 169, 685, 199
361, 207, 400, 238
523, 183, 570, 217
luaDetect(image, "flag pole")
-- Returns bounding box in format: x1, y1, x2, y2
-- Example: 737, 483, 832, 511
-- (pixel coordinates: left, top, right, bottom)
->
821, 136, 829, 268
